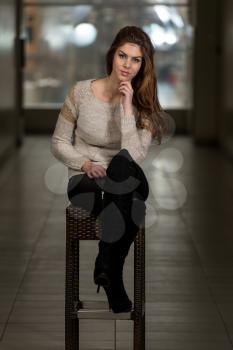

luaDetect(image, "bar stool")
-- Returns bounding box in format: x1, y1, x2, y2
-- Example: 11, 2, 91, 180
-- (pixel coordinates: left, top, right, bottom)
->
65, 204, 145, 350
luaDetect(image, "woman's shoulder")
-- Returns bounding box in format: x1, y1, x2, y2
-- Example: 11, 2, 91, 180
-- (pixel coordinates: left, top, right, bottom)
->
71, 78, 93, 99
73, 78, 92, 90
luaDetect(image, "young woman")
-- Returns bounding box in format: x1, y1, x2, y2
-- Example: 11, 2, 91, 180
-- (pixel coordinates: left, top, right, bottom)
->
51, 25, 166, 313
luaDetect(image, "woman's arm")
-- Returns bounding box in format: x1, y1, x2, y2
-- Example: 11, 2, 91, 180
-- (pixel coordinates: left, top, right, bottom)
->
51, 84, 90, 171
120, 108, 152, 165
118, 82, 152, 165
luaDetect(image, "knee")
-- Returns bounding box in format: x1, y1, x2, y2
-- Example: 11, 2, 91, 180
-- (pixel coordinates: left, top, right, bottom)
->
107, 149, 135, 182
118, 148, 128, 155
110, 149, 134, 169
118, 148, 134, 162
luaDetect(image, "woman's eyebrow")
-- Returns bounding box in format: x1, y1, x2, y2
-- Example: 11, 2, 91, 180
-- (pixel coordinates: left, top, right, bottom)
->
119, 50, 142, 58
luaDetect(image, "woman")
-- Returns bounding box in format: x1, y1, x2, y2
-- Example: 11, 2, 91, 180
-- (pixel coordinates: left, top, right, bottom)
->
51, 25, 166, 313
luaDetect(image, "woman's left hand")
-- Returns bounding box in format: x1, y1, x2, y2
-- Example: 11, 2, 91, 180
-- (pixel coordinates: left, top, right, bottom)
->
119, 80, 134, 116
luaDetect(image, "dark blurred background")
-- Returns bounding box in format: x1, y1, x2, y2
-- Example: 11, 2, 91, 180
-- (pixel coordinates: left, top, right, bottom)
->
1, 0, 232, 156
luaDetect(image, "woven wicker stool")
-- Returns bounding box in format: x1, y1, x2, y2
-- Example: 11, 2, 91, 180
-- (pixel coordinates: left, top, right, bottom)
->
65, 204, 145, 350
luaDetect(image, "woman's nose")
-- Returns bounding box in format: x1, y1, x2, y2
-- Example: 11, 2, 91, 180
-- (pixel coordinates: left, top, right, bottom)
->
123, 60, 131, 68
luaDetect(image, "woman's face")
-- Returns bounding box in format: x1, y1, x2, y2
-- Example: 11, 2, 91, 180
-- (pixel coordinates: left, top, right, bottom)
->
112, 42, 143, 82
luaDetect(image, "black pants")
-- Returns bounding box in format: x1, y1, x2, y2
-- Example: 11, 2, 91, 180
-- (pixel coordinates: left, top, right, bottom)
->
67, 148, 149, 243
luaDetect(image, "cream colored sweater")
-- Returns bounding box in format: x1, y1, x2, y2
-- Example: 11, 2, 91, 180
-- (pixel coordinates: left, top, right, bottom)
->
51, 78, 152, 179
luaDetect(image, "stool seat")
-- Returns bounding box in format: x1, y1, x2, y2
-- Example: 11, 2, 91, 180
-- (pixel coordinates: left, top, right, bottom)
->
65, 204, 145, 350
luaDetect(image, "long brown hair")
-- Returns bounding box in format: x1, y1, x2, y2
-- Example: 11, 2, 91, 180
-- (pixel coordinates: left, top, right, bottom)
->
105, 25, 167, 145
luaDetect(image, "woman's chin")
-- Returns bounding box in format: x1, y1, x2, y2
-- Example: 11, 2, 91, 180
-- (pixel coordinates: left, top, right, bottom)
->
119, 75, 131, 82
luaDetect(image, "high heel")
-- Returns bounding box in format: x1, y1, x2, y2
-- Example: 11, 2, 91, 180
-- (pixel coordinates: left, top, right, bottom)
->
97, 284, 101, 293
94, 249, 111, 288
94, 271, 110, 288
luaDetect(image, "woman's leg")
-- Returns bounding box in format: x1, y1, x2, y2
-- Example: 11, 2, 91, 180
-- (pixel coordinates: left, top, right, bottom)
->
95, 148, 149, 243
66, 174, 119, 309
67, 148, 149, 231
94, 149, 149, 312
67, 173, 103, 218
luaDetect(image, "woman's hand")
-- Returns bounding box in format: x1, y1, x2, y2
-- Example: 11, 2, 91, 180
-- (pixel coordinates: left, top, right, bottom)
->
118, 80, 134, 116
81, 160, 106, 179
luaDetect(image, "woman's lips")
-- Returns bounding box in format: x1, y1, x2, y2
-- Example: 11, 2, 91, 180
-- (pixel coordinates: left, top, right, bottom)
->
120, 71, 129, 76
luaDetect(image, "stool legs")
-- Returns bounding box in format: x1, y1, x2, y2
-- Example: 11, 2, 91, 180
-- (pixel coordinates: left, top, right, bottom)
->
134, 226, 145, 350
65, 209, 80, 350
65, 205, 146, 350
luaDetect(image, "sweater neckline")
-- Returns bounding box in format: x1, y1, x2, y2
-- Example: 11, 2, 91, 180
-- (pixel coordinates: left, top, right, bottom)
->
89, 79, 121, 107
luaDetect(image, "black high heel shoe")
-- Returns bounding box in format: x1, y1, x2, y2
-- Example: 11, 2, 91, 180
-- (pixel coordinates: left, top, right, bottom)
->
95, 255, 133, 313
97, 283, 132, 313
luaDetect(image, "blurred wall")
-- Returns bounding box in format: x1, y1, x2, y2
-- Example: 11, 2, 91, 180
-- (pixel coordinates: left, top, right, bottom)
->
193, 0, 220, 144
220, 0, 233, 158
0, 0, 18, 161
193, 0, 233, 161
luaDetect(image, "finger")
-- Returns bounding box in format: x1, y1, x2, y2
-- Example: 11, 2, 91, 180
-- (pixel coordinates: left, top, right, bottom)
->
99, 171, 106, 177
120, 81, 132, 88
96, 167, 107, 176
119, 87, 128, 95
120, 81, 131, 84
98, 167, 106, 175
88, 168, 98, 178
120, 81, 133, 88
87, 171, 94, 178
94, 166, 106, 176
119, 86, 131, 94
92, 169, 102, 177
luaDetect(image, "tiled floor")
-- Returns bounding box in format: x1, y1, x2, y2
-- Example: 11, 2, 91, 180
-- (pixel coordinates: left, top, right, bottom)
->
0, 135, 233, 349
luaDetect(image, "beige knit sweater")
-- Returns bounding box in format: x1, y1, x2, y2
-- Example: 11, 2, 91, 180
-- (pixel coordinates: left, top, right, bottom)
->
51, 78, 152, 179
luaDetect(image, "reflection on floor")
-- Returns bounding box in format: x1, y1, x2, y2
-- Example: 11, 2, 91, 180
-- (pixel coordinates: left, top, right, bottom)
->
0, 135, 233, 350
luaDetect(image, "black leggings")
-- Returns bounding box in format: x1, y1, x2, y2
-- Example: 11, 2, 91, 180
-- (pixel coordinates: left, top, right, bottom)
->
67, 148, 149, 242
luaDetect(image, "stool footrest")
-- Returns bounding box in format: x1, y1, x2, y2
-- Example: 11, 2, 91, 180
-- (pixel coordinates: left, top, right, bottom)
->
75, 300, 133, 320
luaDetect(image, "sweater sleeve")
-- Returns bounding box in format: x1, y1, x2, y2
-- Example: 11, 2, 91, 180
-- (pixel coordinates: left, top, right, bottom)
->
120, 107, 152, 165
50, 84, 90, 170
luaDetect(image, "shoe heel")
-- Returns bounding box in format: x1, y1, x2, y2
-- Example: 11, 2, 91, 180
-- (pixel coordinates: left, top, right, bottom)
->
97, 284, 101, 293
94, 272, 110, 288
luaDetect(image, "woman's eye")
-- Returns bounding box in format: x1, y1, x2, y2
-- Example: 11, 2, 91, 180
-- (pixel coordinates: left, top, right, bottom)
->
118, 53, 140, 63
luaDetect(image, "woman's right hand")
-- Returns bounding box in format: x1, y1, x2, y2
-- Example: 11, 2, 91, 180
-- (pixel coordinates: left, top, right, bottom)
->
81, 160, 107, 179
